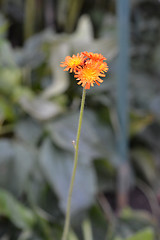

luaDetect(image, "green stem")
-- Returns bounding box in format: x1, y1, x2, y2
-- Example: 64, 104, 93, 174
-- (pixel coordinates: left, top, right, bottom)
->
61, 87, 86, 240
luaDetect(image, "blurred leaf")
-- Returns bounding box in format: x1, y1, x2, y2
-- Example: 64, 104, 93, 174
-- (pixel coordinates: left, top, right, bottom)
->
0, 189, 36, 229
20, 96, 63, 121
71, 14, 94, 44
47, 110, 100, 160
11, 141, 37, 195
0, 139, 14, 163
15, 30, 53, 68
88, 205, 108, 240
120, 207, 154, 225
0, 139, 37, 195
12, 86, 34, 102
0, 97, 15, 121
18, 231, 33, 240
126, 228, 154, 240
0, 40, 16, 67
0, 67, 22, 95
94, 159, 116, 192
115, 208, 155, 239
68, 231, 79, 240
0, 141, 15, 190
42, 43, 70, 98
15, 118, 42, 145
47, 110, 118, 165
131, 148, 157, 184
114, 238, 123, 240
129, 112, 153, 136
39, 138, 97, 214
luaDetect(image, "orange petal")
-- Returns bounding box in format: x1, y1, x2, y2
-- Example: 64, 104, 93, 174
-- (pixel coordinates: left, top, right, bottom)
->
85, 83, 90, 89
95, 80, 100, 86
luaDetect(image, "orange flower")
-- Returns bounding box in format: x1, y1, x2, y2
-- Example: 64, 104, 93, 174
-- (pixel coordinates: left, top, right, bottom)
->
82, 51, 106, 62
60, 51, 109, 89
97, 61, 109, 73
60, 53, 85, 73
74, 60, 108, 89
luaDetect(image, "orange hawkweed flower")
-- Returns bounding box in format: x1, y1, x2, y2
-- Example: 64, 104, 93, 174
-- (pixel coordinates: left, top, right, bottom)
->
60, 53, 85, 73
74, 60, 108, 89
60, 51, 109, 89
98, 61, 109, 73
82, 51, 106, 62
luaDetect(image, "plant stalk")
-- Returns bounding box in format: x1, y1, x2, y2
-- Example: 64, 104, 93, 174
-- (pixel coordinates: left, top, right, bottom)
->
61, 87, 86, 240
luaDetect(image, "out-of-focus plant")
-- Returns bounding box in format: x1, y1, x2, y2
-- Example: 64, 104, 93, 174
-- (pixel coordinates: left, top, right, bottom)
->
0, 0, 160, 239
0, 9, 118, 240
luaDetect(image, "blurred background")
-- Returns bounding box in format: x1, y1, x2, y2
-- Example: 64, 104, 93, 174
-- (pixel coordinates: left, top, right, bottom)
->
0, 0, 160, 239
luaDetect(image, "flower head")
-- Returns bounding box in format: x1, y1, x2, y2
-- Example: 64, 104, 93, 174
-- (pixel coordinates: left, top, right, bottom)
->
97, 61, 109, 73
60, 51, 109, 89
75, 60, 107, 89
82, 51, 106, 62
60, 53, 85, 73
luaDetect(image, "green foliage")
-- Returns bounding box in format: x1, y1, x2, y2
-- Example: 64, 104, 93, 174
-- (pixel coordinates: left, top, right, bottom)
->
0, 189, 36, 229
0, 0, 160, 239
114, 228, 154, 240
125, 228, 154, 240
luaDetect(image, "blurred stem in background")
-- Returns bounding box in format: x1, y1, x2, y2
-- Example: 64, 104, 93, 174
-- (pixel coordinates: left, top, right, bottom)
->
116, 0, 131, 210
24, 0, 36, 40
64, 0, 84, 32
61, 88, 86, 240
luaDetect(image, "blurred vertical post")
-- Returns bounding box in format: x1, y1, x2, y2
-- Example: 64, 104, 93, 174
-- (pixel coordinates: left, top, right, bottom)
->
116, 0, 130, 209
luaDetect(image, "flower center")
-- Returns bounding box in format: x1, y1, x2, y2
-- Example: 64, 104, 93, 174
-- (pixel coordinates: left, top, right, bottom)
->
82, 67, 97, 82
70, 58, 82, 66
